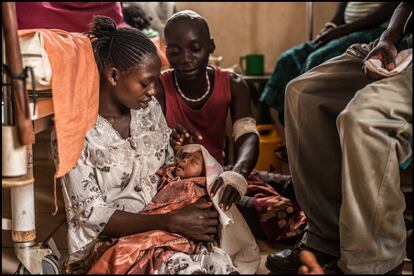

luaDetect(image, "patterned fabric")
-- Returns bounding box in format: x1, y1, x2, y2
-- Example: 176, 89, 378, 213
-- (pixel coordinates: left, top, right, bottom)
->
86, 164, 238, 274
246, 172, 307, 242
87, 231, 204, 274
54, 97, 175, 272
157, 246, 238, 274
260, 27, 385, 125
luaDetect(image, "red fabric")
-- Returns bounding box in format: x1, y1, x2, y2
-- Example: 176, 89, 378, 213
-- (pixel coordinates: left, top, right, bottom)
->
87, 231, 203, 274
246, 172, 307, 242
16, 2, 128, 32
87, 165, 207, 274
160, 67, 232, 164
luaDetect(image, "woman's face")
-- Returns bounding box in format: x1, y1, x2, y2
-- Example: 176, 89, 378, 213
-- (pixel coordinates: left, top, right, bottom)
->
175, 151, 204, 179
165, 20, 213, 80
112, 54, 161, 110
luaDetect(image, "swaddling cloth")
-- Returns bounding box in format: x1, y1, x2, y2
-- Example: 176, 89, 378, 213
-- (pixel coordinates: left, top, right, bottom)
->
178, 144, 261, 274
364, 49, 412, 77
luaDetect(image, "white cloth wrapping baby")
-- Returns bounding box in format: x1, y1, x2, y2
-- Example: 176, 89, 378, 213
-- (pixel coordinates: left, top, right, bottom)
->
179, 144, 261, 274
364, 49, 412, 77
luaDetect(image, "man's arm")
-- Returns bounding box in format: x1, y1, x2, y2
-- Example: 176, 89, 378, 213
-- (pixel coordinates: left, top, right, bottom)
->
229, 73, 259, 179
379, 2, 413, 46
208, 72, 258, 211
364, 1, 413, 78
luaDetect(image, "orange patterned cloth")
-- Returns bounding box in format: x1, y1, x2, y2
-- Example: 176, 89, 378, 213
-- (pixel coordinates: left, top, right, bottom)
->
87, 164, 210, 274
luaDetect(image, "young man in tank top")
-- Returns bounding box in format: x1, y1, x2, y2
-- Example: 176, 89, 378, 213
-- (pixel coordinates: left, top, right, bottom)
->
155, 10, 260, 221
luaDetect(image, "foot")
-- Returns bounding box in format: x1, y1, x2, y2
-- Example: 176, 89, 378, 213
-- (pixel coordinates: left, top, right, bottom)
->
298, 250, 404, 275
298, 250, 325, 274
265, 241, 338, 274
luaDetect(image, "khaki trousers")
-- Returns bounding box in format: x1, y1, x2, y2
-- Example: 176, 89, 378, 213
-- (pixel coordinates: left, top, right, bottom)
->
285, 42, 412, 274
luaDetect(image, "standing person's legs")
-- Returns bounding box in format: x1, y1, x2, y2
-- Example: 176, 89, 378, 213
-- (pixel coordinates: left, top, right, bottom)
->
266, 43, 376, 273
337, 64, 412, 274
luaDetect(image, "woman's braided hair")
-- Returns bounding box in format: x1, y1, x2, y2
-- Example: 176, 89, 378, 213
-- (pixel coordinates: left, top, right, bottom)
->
87, 16, 158, 74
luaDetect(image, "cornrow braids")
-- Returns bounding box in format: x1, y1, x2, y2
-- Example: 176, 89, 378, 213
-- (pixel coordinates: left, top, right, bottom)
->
87, 15, 159, 74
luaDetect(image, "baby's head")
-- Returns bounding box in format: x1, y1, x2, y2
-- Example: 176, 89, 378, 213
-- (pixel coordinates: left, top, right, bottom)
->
175, 150, 205, 179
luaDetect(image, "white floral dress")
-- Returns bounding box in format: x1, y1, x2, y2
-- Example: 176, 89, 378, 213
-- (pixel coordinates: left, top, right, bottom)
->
53, 97, 175, 264
53, 97, 238, 274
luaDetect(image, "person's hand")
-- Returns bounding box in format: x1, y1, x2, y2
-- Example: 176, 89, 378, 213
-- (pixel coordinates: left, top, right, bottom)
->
210, 177, 241, 211
314, 25, 336, 41
167, 197, 219, 242
298, 250, 326, 274
170, 124, 203, 152
362, 40, 398, 80
313, 26, 348, 48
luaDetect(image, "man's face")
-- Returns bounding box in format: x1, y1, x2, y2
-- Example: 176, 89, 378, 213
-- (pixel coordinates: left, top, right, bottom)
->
165, 19, 213, 80
175, 151, 204, 178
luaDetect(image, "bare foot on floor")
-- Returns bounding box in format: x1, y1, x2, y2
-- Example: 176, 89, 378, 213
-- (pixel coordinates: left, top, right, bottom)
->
298, 250, 326, 274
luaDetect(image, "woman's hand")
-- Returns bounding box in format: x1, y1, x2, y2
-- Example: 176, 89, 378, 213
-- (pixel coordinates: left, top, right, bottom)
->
170, 124, 203, 152
314, 25, 335, 41
210, 177, 242, 211
362, 40, 398, 80
313, 25, 348, 48
167, 197, 219, 242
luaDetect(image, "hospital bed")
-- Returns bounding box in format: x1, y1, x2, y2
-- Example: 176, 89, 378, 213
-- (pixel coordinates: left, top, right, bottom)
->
2, 3, 60, 274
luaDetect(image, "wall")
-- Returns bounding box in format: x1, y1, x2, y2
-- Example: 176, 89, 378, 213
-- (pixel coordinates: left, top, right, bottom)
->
175, 2, 338, 73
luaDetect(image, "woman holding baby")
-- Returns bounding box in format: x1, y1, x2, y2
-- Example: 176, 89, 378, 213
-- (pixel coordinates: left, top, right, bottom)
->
55, 15, 257, 274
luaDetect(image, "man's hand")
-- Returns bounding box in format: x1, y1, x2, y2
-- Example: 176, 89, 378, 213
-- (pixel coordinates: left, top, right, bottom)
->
210, 177, 241, 211
170, 124, 203, 152
363, 40, 398, 80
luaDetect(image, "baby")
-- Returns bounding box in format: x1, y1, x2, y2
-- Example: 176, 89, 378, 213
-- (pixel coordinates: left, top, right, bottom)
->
175, 150, 205, 178
142, 144, 261, 274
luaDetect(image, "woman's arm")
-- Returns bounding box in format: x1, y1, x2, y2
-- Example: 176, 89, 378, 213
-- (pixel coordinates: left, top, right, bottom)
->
314, 2, 400, 47
329, 2, 348, 26
339, 2, 400, 35
314, 2, 347, 40
102, 197, 219, 241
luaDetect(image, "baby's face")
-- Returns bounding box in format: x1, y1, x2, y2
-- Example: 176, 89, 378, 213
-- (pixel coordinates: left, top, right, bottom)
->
175, 151, 204, 179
